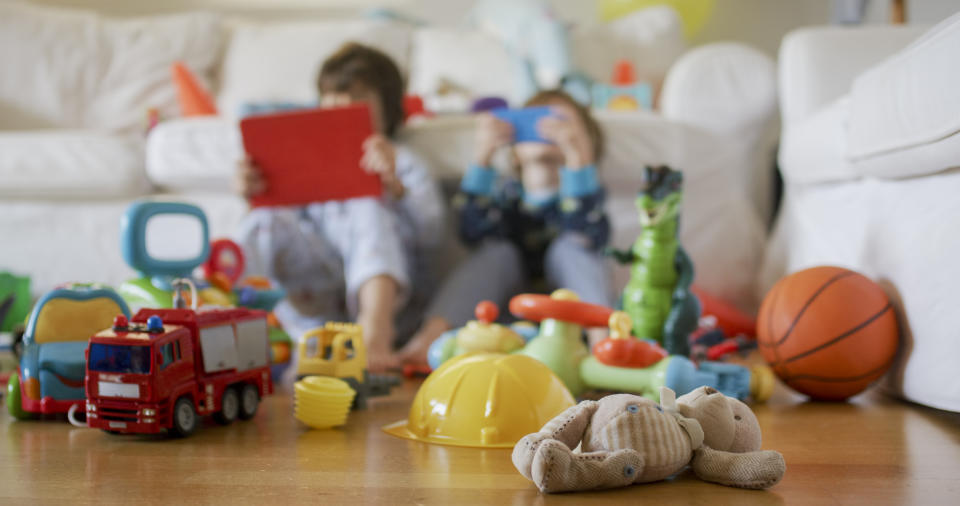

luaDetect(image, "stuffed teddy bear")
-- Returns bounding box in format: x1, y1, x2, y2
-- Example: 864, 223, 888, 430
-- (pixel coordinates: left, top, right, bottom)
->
512, 386, 786, 493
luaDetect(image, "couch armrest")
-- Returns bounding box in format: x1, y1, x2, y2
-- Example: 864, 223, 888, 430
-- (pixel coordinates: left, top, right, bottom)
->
778, 25, 927, 127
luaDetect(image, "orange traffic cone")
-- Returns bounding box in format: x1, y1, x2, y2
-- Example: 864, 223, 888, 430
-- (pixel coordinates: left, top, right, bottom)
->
171, 61, 217, 116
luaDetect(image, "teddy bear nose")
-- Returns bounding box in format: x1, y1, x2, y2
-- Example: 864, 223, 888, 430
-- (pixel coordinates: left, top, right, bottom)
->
703, 387, 719, 395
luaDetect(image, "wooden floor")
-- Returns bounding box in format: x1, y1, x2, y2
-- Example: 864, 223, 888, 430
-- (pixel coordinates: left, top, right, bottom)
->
2, 374, 958, 505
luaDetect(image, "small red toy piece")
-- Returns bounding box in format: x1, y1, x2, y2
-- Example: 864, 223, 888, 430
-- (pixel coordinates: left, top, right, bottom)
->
509, 293, 612, 328
85, 307, 273, 437
240, 105, 382, 208
691, 285, 757, 338
475, 300, 499, 324
402, 364, 433, 378
592, 338, 668, 368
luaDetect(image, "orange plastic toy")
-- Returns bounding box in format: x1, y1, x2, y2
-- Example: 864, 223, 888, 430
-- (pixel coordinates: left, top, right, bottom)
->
171, 61, 217, 116
757, 266, 899, 401
509, 293, 612, 327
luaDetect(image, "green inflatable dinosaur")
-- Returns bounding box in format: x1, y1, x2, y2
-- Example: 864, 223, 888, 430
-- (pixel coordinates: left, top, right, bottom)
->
607, 166, 700, 356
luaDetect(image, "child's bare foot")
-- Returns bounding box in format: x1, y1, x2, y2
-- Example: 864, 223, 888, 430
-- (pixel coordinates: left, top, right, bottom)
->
399, 316, 451, 366
359, 311, 399, 373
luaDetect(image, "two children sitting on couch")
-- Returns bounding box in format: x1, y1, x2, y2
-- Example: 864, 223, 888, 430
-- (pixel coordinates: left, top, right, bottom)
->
237, 43, 611, 372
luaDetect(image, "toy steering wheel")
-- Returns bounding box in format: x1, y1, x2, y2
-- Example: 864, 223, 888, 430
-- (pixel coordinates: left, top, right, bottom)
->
202, 239, 246, 285
509, 290, 613, 328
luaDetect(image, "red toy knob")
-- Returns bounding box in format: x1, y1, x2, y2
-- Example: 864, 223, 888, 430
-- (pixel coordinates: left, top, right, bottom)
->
475, 300, 499, 324
112, 315, 128, 330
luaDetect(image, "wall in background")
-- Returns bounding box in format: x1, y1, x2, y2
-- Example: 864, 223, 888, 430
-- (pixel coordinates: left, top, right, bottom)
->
11, 0, 960, 56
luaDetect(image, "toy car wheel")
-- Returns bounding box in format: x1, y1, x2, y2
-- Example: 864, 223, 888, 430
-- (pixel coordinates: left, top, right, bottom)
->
214, 387, 240, 425
6, 372, 34, 420
238, 384, 259, 420
171, 397, 199, 437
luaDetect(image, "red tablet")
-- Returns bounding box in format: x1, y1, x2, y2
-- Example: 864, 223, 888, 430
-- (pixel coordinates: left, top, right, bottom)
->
240, 105, 381, 207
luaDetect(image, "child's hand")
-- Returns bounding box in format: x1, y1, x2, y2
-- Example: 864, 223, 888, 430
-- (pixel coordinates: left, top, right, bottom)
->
236, 156, 267, 197
362, 134, 405, 199
537, 113, 594, 170
475, 114, 514, 167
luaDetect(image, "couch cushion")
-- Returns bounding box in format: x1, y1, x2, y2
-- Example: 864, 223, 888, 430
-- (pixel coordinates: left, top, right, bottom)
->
847, 11, 960, 178
0, 3, 222, 133
661, 43, 776, 136
407, 28, 515, 112
87, 11, 223, 134
146, 117, 242, 191
0, 131, 149, 198
217, 19, 413, 120
0, 2, 99, 130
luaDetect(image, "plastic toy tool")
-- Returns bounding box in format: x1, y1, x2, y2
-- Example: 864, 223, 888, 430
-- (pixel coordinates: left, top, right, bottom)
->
492, 106, 554, 144
240, 104, 382, 207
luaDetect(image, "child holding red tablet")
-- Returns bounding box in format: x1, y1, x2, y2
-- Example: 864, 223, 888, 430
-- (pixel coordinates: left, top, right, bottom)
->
236, 43, 443, 373
399, 90, 612, 364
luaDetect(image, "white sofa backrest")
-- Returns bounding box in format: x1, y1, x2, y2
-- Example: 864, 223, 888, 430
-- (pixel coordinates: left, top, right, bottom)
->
216, 18, 413, 120
0, 2, 222, 134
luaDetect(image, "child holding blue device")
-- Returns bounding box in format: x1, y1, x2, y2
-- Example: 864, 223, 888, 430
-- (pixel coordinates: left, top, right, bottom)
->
399, 90, 612, 364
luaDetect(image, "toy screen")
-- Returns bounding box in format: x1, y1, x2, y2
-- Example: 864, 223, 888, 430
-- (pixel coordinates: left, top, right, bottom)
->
88, 343, 152, 374
145, 214, 205, 262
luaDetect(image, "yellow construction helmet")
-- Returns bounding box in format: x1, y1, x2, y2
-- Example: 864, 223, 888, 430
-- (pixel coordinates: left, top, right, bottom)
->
383, 353, 575, 448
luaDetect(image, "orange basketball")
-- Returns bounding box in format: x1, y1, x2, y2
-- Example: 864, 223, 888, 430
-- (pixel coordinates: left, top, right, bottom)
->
757, 266, 899, 401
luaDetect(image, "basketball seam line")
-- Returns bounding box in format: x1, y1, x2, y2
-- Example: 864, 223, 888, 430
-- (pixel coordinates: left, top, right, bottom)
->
772, 303, 894, 367
772, 270, 855, 347
779, 356, 896, 383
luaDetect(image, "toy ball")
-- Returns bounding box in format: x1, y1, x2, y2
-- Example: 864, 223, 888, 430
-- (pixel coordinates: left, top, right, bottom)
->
382, 353, 575, 448
757, 266, 899, 401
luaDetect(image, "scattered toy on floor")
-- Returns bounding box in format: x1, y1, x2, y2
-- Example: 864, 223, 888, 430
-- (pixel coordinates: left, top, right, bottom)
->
295, 322, 400, 409
757, 266, 899, 401
607, 166, 701, 356
383, 352, 574, 448
87, 287, 273, 437
294, 376, 356, 429
513, 385, 785, 493
7, 284, 128, 421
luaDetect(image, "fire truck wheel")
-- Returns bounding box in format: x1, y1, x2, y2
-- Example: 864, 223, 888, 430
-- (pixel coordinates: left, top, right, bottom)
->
214, 387, 240, 425
171, 397, 199, 437
238, 384, 259, 420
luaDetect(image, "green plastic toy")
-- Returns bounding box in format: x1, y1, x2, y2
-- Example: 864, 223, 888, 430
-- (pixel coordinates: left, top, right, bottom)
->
0, 272, 31, 334
607, 166, 700, 356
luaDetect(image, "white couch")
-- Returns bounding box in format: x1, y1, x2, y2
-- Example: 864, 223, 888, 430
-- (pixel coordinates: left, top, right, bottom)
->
764, 14, 960, 412
0, 2, 777, 317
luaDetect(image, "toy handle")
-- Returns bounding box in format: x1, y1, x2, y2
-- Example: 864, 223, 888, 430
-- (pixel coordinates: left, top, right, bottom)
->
509, 294, 613, 327
203, 238, 246, 284
172, 278, 198, 311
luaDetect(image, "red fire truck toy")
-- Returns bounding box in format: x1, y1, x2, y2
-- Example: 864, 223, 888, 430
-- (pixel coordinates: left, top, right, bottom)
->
84, 305, 272, 437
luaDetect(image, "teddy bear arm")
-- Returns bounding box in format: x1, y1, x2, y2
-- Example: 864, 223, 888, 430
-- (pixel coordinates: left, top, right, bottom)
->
530, 440, 645, 493
512, 401, 599, 481
690, 446, 786, 489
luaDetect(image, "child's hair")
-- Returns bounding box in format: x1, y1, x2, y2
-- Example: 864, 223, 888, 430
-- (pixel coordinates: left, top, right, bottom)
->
317, 43, 405, 137
524, 89, 604, 163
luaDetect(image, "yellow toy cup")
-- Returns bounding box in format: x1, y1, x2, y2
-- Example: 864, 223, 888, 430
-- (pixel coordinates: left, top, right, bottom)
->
294, 376, 356, 429
382, 353, 575, 448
